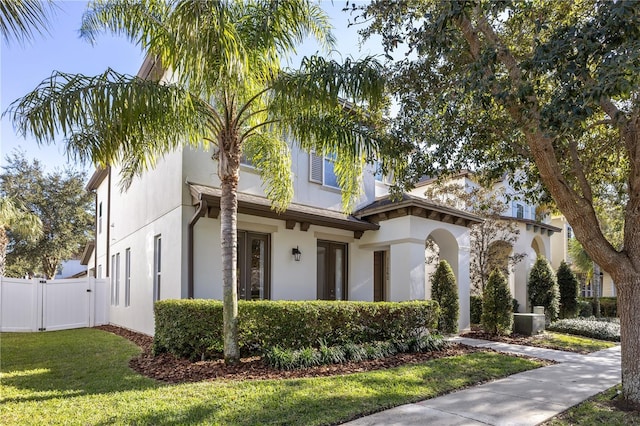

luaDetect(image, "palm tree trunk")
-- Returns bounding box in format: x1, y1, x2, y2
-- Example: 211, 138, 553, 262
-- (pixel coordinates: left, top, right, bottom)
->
220, 150, 240, 363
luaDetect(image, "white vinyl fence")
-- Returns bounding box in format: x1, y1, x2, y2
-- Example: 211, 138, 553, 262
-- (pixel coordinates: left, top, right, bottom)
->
0, 277, 109, 332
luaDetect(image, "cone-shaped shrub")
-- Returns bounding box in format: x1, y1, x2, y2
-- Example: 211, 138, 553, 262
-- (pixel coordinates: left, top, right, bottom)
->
481, 269, 513, 335
528, 256, 560, 322
430, 260, 459, 333
557, 260, 579, 318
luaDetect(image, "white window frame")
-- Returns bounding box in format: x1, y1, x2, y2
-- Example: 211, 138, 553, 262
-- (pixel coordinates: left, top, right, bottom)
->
124, 248, 131, 307
309, 152, 340, 189
153, 235, 162, 301
111, 253, 120, 306
98, 201, 103, 234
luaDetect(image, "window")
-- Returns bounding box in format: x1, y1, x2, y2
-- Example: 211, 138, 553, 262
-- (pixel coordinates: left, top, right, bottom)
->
154, 235, 161, 301
317, 240, 348, 300
374, 160, 393, 185
98, 202, 103, 234
124, 248, 131, 307
111, 253, 120, 306
97, 264, 102, 279
237, 231, 270, 300
567, 225, 573, 241
309, 152, 339, 188
516, 203, 524, 219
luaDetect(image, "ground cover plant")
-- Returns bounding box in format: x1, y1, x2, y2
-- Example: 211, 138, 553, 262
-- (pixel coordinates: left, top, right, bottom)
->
548, 317, 620, 342
1, 328, 543, 425
544, 385, 640, 426
462, 330, 616, 354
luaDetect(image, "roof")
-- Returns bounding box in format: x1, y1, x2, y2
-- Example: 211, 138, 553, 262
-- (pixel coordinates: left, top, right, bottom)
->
188, 183, 379, 239
501, 216, 562, 235
354, 193, 483, 228
80, 241, 95, 266
85, 168, 108, 191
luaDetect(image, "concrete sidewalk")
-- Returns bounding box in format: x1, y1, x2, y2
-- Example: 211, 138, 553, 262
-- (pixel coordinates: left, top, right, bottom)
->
341, 337, 621, 426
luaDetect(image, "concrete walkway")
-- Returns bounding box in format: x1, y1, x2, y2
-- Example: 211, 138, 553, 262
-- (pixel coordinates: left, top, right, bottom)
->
341, 337, 621, 426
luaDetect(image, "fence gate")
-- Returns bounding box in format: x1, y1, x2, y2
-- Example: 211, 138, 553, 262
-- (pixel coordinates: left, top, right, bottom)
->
0, 277, 109, 332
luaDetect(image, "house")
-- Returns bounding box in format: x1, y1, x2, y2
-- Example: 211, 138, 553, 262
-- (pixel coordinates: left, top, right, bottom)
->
549, 215, 617, 298
413, 171, 561, 312
85, 59, 486, 336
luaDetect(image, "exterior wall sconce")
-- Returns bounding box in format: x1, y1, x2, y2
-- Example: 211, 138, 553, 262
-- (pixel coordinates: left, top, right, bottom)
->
292, 246, 302, 261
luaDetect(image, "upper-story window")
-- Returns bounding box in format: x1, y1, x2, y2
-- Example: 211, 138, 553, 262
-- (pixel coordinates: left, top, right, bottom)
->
98, 202, 103, 234
309, 152, 339, 188
515, 203, 524, 219
374, 160, 393, 185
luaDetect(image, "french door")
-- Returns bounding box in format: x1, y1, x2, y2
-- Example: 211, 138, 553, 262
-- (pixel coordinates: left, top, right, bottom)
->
317, 240, 347, 300
237, 231, 270, 300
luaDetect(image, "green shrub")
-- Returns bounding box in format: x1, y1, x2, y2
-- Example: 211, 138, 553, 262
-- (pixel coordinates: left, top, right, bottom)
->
595, 297, 617, 317
557, 261, 579, 318
430, 260, 459, 333
470, 295, 483, 324
512, 298, 520, 314
578, 299, 593, 317
481, 269, 513, 335
548, 317, 620, 342
263, 335, 448, 369
154, 299, 440, 360
528, 256, 560, 322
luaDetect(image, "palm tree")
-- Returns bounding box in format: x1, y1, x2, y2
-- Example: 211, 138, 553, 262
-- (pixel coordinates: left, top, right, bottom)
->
0, 0, 54, 45
0, 197, 42, 277
7, 0, 388, 362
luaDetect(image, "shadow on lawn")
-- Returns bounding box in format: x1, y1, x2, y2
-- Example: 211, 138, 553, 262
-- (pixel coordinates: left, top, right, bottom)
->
0, 329, 160, 404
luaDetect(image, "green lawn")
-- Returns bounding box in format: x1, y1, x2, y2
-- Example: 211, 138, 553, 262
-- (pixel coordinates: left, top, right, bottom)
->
1, 328, 542, 425
535, 332, 617, 353
545, 385, 640, 426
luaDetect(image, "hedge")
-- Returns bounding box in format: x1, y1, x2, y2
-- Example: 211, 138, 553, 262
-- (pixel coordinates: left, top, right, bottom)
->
548, 317, 620, 342
154, 299, 440, 360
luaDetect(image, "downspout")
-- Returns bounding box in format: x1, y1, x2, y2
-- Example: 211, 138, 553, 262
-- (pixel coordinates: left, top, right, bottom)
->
93, 189, 98, 277
106, 167, 111, 279
188, 197, 208, 298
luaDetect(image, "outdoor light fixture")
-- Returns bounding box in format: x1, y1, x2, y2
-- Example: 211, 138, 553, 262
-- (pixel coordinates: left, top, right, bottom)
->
292, 246, 302, 261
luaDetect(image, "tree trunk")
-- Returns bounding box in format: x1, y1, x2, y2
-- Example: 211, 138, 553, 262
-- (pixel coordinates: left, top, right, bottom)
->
220, 173, 240, 363
617, 273, 640, 409
0, 228, 7, 277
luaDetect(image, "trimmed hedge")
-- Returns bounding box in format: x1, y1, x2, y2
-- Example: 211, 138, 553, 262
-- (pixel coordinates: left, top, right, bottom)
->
548, 317, 620, 342
470, 295, 483, 324
154, 299, 440, 360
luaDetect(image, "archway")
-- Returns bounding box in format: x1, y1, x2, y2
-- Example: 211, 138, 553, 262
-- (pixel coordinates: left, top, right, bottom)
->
425, 228, 459, 298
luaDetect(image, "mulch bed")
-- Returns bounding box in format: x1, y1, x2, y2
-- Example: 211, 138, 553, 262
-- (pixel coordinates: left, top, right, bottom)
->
96, 325, 487, 383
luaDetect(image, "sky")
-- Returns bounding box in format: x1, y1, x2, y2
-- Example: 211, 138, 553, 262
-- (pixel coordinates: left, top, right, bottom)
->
0, 1, 381, 175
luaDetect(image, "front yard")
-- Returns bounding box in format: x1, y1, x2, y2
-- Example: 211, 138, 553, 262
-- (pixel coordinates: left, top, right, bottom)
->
1, 328, 541, 425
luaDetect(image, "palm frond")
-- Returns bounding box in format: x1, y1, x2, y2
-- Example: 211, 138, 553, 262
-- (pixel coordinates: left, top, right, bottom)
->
243, 132, 294, 213
0, 197, 42, 240
6, 69, 214, 185
0, 0, 54, 45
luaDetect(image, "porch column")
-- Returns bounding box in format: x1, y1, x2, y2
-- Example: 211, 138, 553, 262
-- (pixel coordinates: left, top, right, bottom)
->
389, 240, 426, 301
458, 244, 471, 331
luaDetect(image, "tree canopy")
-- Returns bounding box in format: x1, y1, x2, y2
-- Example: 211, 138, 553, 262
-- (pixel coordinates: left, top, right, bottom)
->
358, 0, 640, 405
1, 151, 93, 279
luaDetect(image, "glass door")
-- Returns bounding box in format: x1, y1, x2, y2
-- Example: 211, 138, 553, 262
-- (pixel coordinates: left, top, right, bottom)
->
237, 231, 270, 300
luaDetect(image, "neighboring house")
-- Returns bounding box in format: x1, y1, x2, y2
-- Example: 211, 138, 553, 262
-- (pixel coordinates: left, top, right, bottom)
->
54, 259, 88, 279
549, 215, 616, 298
413, 171, 561, 312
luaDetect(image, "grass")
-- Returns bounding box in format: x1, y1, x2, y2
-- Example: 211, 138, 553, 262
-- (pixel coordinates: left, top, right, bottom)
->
1, 328, 543, 425
534, 332, 617, 353
545, 385, 640, 425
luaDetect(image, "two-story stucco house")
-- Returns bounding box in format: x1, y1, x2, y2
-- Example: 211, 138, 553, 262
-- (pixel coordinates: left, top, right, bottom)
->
86, 144, 487, 336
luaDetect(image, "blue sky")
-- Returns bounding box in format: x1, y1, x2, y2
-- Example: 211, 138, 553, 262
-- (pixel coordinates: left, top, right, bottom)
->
1, 1, 380, 174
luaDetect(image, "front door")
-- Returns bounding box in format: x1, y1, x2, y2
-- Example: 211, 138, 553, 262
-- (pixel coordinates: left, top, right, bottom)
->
237, 231, 270, 300
317, 240, 347, 300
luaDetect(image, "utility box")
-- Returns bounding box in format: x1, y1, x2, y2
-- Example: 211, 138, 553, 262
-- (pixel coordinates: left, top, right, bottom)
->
513, 313, 545, 336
